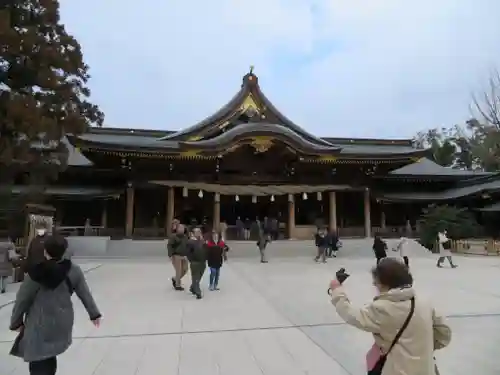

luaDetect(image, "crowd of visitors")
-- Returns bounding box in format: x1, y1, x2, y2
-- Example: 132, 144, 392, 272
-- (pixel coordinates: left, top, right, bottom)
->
2, 218, 456, 375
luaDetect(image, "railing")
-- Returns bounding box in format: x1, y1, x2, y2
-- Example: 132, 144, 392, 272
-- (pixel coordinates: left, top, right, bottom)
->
452, 239, 500, 255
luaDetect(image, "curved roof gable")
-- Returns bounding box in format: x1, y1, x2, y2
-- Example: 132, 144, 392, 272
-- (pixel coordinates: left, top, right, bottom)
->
159, 69, 336, 148
179, 122, 341, 155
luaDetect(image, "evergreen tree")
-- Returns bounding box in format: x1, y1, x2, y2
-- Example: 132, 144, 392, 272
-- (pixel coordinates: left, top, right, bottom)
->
0, 0, 103, 170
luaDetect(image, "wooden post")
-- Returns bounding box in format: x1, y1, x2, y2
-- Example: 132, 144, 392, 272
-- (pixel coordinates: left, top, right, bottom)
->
329, 191, 337, 231
287, 194, 295, 239
165, 187, 175, 236
101, 202, 108, 229
213, 193, 220, 231
364, 188, 371, 238
125, 186, 135, 238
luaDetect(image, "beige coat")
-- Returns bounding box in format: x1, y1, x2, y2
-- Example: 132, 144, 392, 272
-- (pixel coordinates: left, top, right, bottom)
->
331, 286, 451, 375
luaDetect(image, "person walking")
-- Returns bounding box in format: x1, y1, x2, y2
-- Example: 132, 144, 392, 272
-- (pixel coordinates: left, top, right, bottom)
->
186, 228, 207, 299
372, 233, 388, 265
327, 229, 340, 258
394, 237, 410, 267
167, 223, 189, 290
0, 237, 15, 293
329, 258, 451, 375
256, 229, 270, 263
436, 230, 457, 268
9, 235, 101, 375
206, 231, 227, 291
314, 227, 329, 263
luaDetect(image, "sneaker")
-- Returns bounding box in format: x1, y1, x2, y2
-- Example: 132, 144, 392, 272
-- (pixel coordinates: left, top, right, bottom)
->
214, 286, 220, 291
189, 286, 195, 294
209, 286, 214, 291
451, 265, 458, 268
196, 294, 202, 300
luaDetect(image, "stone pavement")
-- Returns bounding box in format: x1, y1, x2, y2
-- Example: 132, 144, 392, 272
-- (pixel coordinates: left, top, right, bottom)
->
0, 262, 103, 309
0, 252, 499, 374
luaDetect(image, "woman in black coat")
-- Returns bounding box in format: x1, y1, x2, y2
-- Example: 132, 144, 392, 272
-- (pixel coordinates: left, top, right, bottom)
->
372, 233, 388, 264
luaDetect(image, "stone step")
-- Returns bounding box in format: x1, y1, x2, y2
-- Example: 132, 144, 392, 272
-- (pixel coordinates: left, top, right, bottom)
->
70, 237, 433, 259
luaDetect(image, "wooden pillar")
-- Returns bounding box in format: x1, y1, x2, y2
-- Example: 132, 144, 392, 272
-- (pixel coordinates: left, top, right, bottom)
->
329, 191, 337, 231
101, 202, 108, 229
165, 187, 175, 236
125, 186, 135, 238
213, 193, 220, 231
287, 194, 295, 239
364, 188, 371, 238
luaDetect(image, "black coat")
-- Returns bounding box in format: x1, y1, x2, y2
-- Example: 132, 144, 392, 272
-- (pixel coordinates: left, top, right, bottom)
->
328, 233, 339, 250
315, 234, 329, 248
206, 241, 225, 268
373, 238, 388, 258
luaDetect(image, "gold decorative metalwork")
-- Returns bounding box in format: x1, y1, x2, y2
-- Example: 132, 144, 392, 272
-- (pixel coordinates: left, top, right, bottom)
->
179, 149, 202, 157
187, 135, 202, 141
249, 136, 273, 153
317, 155, 338, 163
218, 143, 242, 157
240, 94, 260, 114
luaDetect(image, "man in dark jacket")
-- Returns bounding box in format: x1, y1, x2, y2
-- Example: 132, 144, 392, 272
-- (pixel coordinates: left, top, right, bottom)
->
10, 235, 101, 375
186, 227, 206, 299
25, 223, 49, 272
314, 227, 329, 263
167, 224, 189, 290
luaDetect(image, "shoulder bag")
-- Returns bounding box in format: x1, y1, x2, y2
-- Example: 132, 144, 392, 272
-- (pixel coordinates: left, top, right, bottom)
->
367, 297, 415, 375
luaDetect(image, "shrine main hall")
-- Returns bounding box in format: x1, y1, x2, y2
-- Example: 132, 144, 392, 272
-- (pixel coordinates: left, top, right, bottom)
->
42, 70, 500, 240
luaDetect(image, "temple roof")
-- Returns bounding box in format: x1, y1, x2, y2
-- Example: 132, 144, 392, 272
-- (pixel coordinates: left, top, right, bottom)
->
389, 158, 492, 178
477, 202, 500, 211
73, 128, 426, 158
379, 175, 500, 202
69, 70, 428, 160
158, 70, 335, 147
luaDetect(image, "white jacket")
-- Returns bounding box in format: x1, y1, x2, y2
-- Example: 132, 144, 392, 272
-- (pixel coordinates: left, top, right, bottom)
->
394, 237, 409, 257
331, 286, 451, 375
437, 232, 451, 256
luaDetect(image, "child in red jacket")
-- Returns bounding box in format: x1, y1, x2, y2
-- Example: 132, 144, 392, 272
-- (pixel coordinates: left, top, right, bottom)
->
206, 232, 228, 290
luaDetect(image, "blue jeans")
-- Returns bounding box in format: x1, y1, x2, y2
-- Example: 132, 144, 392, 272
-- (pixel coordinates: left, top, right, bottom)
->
209, 267, 220, 288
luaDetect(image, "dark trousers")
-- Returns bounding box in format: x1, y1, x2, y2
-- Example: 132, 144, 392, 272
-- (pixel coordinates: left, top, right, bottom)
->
190, 262, 206, 296
209, 267, 220, 288
376, 255, 386, 265
403, 256, 409, 267
29, 357, 57, 375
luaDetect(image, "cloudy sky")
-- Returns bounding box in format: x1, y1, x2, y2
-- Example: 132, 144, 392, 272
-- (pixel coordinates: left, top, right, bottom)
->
60, 0, 500, 139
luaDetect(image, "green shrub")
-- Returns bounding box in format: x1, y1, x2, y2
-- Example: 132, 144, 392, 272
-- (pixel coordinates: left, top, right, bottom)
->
418, 205, 481, 252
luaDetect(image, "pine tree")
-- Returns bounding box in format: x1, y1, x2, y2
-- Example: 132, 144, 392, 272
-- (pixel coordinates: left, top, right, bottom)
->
0, 0, 103, 169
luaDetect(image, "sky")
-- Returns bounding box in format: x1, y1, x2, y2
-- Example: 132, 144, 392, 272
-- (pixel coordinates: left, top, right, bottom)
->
60, 0, 500, 139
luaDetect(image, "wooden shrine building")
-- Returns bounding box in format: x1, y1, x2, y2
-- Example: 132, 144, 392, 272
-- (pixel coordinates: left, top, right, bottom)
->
10, 69, 500, 240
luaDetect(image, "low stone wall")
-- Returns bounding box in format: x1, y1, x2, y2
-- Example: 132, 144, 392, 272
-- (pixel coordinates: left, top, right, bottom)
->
67, 236, 110, 257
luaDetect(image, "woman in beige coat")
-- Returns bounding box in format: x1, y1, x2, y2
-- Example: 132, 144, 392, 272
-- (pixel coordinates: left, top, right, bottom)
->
329, 258, 451, 375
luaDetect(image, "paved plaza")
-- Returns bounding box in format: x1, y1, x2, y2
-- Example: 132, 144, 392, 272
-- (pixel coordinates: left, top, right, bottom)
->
1, 245, 500, 374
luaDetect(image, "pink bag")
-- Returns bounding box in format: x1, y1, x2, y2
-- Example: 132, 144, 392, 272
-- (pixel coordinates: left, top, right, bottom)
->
366, 343, 382, 371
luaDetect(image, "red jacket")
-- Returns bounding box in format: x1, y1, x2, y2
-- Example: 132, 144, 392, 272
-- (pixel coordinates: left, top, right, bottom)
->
206, 240, 225, 268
